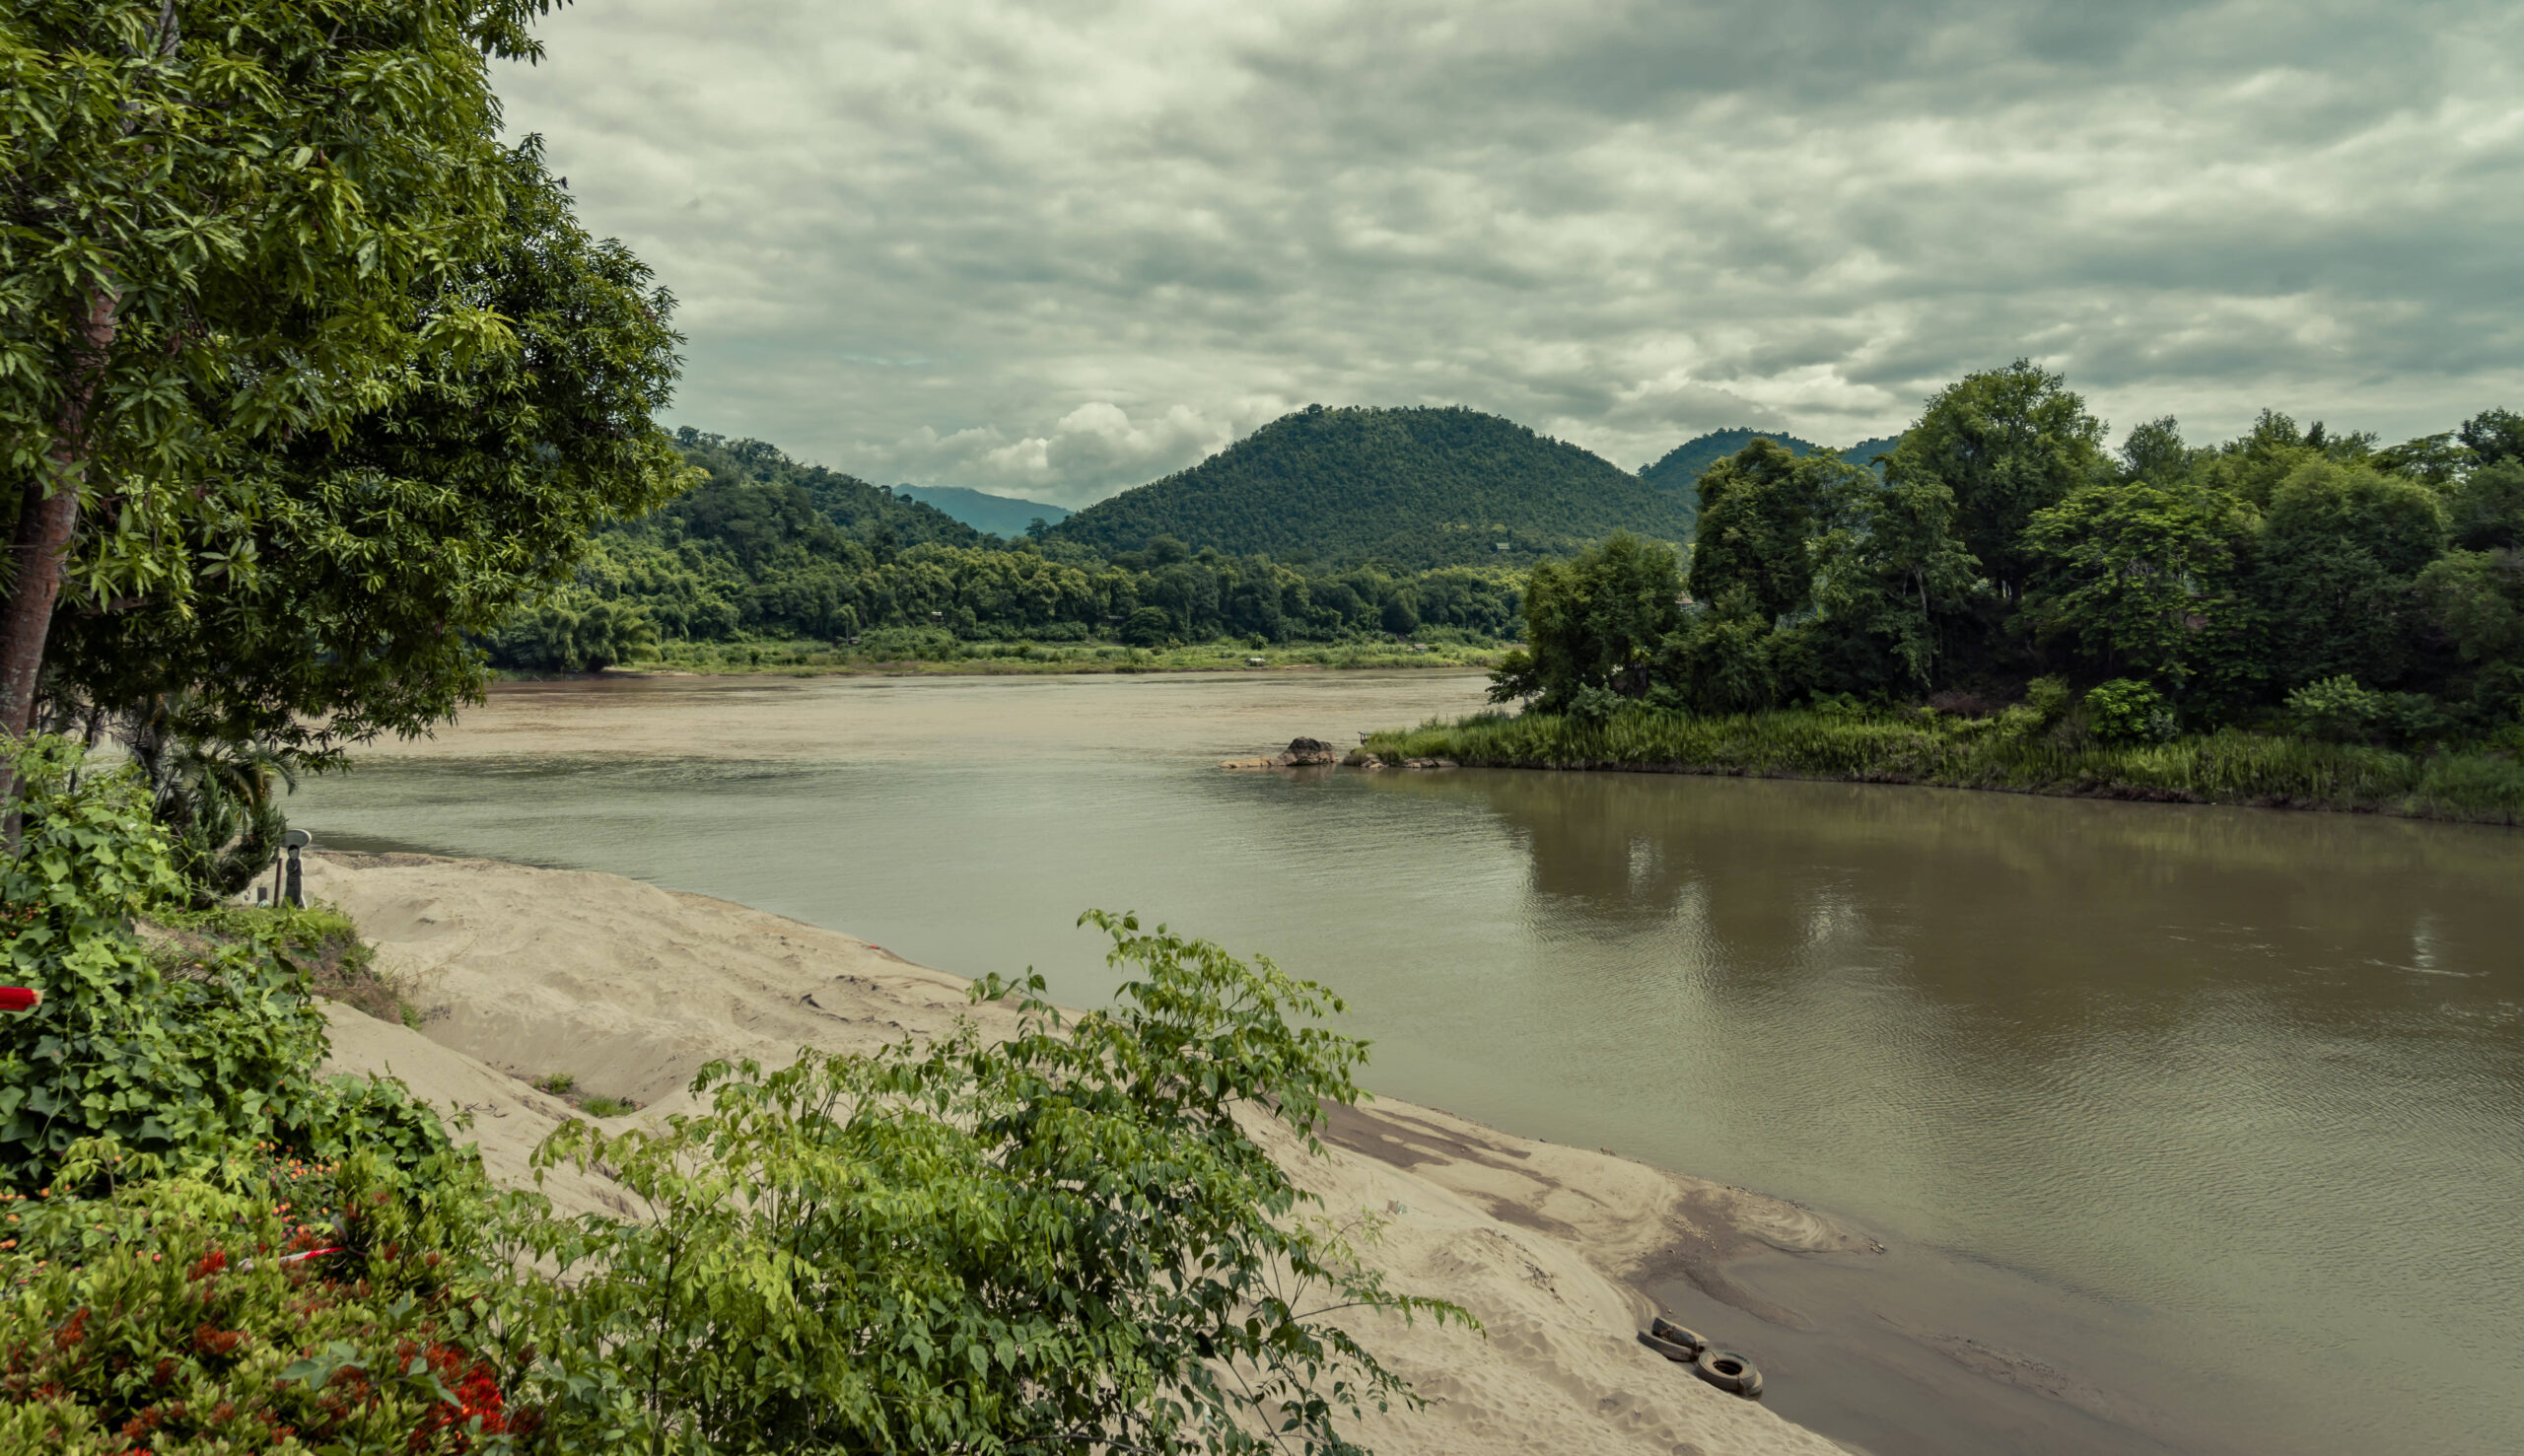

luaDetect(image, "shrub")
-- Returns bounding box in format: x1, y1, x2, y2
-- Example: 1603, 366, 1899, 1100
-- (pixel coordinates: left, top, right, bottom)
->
2085, 678, 2178, 744
1, 740, 445, 1192
521, 912, 1465, 1453
1565, 683, 1628, 727
0, 1144, 515, 1454
2285, 675, 2384, 742
1121, 605, 1176, 648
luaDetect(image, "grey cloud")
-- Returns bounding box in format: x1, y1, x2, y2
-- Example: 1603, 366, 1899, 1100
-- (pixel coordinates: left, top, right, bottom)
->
504, 0, 2524, 503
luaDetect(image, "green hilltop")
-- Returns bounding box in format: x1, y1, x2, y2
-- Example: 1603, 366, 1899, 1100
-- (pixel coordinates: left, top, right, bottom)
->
1638, 428, 1902, 494
1047, 404, 1694, 569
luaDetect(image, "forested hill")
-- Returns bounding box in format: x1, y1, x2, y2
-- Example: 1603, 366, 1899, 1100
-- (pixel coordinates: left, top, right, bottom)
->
896, 484, 1072, 536
1639, 428, 1901, 492
663, 429, 982, 553
1046, 405, 1688, 568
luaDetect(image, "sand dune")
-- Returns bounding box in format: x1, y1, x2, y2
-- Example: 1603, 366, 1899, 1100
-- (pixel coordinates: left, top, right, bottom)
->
305, 851, 1857, 1456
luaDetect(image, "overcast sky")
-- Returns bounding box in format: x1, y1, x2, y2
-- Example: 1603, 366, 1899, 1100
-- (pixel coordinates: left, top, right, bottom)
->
503, 0, 2524, 507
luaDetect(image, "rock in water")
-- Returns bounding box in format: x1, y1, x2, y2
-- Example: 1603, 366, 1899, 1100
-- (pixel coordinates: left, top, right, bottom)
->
1284, 737, 1338, 765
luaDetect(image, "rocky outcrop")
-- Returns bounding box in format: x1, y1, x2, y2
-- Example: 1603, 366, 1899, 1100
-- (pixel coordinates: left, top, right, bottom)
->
1221, 737, 1344, 769
1283, 736, 1339, 765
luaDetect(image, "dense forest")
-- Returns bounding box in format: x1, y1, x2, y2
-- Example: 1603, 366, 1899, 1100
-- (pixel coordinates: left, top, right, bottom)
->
1495, 362, 2524, 748
1046, 404, 1694, 569
484, 430, 1525, 669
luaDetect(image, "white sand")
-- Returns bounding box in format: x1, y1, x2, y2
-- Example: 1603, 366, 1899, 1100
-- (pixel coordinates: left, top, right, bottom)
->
307, 851, 1858, 1456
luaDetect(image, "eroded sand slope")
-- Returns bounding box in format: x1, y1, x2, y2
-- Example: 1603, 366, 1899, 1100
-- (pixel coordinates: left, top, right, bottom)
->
306, 852, 1856, 1456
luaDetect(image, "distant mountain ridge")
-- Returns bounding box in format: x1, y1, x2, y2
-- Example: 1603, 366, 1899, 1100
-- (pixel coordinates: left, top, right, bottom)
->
665, 429, 981, 552
894, 484, 1073, 537
1641, 429, 1902, 493
1047, 404, 1695, 569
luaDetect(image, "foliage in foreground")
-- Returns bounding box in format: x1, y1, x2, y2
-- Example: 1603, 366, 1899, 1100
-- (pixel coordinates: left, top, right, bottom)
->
1, 750, 1455, 1452
0, 1144, 515, 1454
0, 740, 448, 1190
520, 911, 1461, 1454
1370, 705, 2524, 824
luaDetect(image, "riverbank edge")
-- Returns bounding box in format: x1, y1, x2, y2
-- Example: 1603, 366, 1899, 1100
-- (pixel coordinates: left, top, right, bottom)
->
1365, 708, 2524, 825
496, 652, 1504, 683
300, 849, 1854, 1456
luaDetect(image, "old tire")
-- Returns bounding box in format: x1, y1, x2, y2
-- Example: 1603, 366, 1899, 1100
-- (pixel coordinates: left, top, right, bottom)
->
1637, 1330, 1698, 1363
1693, 1348, 1764, 1399
1648, 1316, 1707, 1356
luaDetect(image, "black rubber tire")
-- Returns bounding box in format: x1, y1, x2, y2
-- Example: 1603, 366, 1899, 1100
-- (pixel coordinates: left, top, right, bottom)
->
1637, 1330, 1698, 1363
1693, 1347, 1764, 1399
1648, 1316, 1707, 1356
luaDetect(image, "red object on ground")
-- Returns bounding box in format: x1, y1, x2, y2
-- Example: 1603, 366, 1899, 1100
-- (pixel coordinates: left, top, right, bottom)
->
0, 987, 38, 1012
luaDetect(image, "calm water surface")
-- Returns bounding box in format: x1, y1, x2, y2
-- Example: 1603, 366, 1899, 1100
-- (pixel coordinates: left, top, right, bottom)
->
293, 672, 2524, 1456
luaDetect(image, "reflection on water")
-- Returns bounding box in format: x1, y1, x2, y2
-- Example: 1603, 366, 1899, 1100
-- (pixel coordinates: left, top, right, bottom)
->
290, 673, 2524, 1456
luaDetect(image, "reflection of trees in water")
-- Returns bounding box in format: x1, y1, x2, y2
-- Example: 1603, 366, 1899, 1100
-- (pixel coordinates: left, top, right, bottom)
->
1375, 768, 2524, 1029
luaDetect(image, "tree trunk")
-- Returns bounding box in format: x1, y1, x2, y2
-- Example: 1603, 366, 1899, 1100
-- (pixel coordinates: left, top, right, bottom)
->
0, 288, 117, 788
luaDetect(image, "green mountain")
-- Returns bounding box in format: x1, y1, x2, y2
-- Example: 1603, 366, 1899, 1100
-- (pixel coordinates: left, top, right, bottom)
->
663, 430, 981, 557
1640, 428, 1901, 494
1048, 405, 1691, 568
894, 484, 1072, 537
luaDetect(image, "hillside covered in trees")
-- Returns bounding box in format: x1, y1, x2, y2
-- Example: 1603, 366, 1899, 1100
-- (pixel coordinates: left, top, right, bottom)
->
1046, 405, 1693, 568
1637, 428, 1901, 497
484, 431, 1526, 669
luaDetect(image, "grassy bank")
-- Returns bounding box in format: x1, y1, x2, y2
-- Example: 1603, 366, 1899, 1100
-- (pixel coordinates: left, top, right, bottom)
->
558, 635, 1505, 678
1367, 707, 2524, 824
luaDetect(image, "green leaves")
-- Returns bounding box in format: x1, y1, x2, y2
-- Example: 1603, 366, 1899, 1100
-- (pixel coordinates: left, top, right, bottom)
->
522, 910, 1462, 1455
40, 136, 687, 760
12, 5, 686, 764
0, 737, 447, 1190
2018, 480, 2258, 690
1505, 532, 1685, 711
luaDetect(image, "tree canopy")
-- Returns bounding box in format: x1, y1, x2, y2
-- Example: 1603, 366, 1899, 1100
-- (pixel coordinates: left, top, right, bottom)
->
1496, 370, 2524, 745
0, 0, 570, 750
36, 141, 687, 761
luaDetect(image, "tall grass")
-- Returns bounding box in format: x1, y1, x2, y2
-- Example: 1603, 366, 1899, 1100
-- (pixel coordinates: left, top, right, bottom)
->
1368, 708, 2524, 825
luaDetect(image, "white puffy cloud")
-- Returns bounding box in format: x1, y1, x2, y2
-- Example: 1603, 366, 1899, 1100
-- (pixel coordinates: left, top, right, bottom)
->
501, 0, 2524, 504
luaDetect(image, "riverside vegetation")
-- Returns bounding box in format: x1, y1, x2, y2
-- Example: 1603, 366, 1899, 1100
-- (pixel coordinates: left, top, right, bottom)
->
0, 741, 1459, 1454
1379, 364, 2524, 823
3, 5, 1455, 1451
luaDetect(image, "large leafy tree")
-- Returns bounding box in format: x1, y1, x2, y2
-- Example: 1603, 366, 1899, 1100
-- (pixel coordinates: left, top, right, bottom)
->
40, 144, 688, 759
1808, 465, 1984, 689
1686, 437, 1854, 625
2018, 480, 2259, 692
0, 0, 585, 771
1489, 532, 1683, 710
2250, 458, 2447, 690
1880, 360, 2110, 598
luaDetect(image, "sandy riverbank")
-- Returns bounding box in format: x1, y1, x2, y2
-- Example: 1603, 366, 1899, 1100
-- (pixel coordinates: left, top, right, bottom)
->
302, 849, 1860, 1456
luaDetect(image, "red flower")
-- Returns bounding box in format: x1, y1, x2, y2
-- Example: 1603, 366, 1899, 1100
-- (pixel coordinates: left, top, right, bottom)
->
403, 1342, 508, 1450
188, 1250, 228, 1281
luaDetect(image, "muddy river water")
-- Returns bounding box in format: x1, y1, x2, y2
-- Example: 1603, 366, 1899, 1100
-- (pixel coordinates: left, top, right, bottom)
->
289, 671, 2524, 1456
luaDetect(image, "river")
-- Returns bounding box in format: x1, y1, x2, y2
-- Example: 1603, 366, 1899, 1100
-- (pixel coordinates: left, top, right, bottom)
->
288, 670, 2524, 1456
